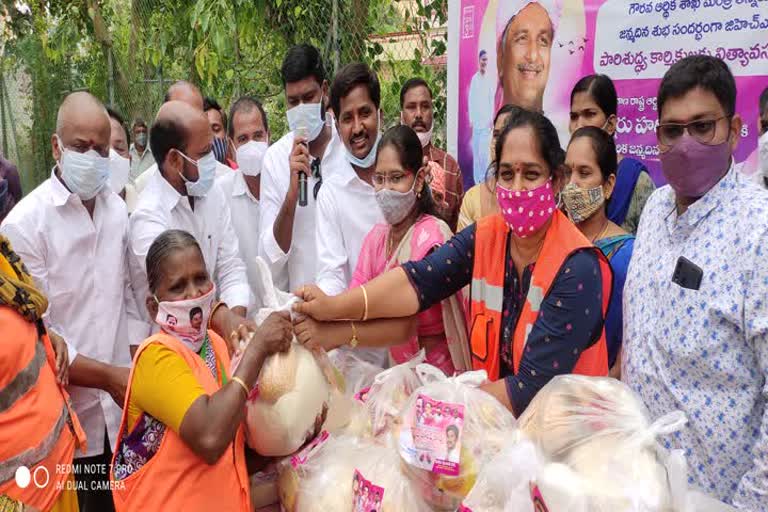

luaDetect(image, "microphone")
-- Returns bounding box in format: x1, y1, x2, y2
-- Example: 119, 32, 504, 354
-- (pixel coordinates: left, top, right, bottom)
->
296, 124, 308, 207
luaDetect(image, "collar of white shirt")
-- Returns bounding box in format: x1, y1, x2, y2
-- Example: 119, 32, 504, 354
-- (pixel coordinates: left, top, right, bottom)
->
232, 170, 258, 203
663, 160, 735, 234
149, 167, 185, 211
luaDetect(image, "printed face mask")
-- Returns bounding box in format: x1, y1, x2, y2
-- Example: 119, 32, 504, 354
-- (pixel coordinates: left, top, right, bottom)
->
177, 150, 217, 197
496, 180, 556, 238
375, 173, 420, 225
56, 135, 110, 200
561, 182, 605, 223
286, 96, 325, 142
212, 137, 228, 163
660, 133, 731, 199
236, 140, 269, 177
154, 284, 216, 352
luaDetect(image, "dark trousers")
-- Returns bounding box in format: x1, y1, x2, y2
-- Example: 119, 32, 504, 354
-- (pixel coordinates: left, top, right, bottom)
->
74, 429, 115, 512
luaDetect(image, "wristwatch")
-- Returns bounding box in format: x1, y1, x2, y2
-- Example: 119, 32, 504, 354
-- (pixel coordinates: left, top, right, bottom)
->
349, 321, 359, 348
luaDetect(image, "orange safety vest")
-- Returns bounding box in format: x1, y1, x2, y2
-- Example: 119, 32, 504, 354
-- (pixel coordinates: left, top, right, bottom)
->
0, 307, 86, 510
110, 331, 250, 512
469, 211, 611, 381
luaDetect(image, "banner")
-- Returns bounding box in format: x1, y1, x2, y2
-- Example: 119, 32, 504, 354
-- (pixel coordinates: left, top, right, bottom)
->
451, 0, 768, 190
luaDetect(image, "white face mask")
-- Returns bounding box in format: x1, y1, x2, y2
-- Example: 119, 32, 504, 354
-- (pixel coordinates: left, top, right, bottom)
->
346, 111, 382, 169
286, 96, 325, 142
55, 135, 110, 201
176, 150, 217, 197
400, 113, 433, 148
236, 140, 269, 177
108, 148, 130, 193
375, 172, 420, 225
154, 285, 216, 353
759, 130, 768, 177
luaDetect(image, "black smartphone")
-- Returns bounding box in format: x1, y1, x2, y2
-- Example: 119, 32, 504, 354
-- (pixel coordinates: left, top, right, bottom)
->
672, 256, 703, 291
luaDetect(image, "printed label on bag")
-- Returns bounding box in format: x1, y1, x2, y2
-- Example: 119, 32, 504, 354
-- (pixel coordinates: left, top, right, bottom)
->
530, 483, 551, 512
354, 386, 370, 403
289, 430, 329, 469
352, 469, 384, 512
397, 394, 464, 476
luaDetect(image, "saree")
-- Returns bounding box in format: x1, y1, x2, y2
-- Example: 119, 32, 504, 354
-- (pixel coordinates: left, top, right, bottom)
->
350, 215, 472, 374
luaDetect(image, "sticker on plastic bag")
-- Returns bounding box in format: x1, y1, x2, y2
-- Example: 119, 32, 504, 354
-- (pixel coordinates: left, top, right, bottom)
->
355, 386, 370, 403
530, 484, 551, 512
289, 430, 329, 469
398, 393, 465, 476
352, 469, 384, 512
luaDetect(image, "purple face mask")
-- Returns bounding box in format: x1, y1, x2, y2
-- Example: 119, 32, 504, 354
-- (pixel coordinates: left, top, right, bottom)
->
659, 133, 731, 199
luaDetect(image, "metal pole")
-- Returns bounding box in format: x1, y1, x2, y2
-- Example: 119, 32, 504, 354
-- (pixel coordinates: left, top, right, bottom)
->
107, 50, 114, 107
332, 0, 340, 74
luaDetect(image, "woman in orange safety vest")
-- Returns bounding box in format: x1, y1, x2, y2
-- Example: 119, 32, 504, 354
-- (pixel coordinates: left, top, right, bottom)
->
294, 108, 612, 417
109, 229, 292, 512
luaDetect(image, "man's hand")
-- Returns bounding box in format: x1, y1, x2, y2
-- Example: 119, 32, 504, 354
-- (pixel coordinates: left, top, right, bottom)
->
106, 366, 130, 408
48, 330, 69, 386
287, 136, 310, 203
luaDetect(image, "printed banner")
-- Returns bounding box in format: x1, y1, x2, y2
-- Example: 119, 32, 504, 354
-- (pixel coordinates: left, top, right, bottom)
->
453, 0, 768, 189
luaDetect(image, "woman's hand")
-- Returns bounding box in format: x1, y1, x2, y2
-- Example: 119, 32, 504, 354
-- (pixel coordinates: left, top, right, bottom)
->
48, 330, 69, 385
293, 284, 338, 321
293, 315, 349, 352
251, 311, 293, 358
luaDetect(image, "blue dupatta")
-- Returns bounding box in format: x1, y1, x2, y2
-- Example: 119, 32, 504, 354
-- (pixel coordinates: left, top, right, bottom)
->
606, 158, 648, 226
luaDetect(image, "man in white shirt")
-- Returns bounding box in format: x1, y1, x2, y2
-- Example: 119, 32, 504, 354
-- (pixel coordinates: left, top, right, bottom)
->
217, 96, 270, 310
1, 91, 143, 511
317, 62, 384, 297
129, 100, 254, 352
134, 82, 235, 197
468, 50, 494, 186
129, 118, 155, 182
260, 44, 345, 292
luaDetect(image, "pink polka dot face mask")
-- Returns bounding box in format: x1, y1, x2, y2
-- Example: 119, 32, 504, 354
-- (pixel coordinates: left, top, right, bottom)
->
496, 180, 555, 238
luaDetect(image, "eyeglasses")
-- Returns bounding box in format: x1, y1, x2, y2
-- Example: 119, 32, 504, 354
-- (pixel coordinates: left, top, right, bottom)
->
311, 159, 322, 199
656, 116, 728, 148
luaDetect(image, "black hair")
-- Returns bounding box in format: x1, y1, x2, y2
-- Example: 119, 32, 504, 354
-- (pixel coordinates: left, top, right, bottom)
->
189, 306, 203, 322
146, 230, 204, 294
376, 125, 438, 220
494, 108, 565, 179
132, 118, 147, 131
400, 78, 432, 108
149, 115, 189, 173
228, 96, 269, 138
570, 74, 618, 118
759, 87, 768, 118
281, 44, 326, 87
568, 126, 618, 181
658, 55, 736, 118
446, 424, 459, 437
106, 107, 130, 145
479, 49, 487, 58
203, 97, 227, 128
330, 62, 381, 120
494, 104, 522, 128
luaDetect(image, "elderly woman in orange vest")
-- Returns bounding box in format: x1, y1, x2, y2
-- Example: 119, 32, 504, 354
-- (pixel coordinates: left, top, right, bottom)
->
109, 229, 292, 511
0, 235, 84, 511
295, 108, 611, 417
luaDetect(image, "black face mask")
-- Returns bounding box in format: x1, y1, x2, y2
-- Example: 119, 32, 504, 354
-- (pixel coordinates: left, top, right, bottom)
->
212, 137, 227, 163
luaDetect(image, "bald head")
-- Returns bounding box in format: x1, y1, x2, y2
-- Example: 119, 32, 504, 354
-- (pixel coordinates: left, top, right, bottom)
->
52, 91, 111, 161
165, 81, 204, 111
151, 101, 212, 188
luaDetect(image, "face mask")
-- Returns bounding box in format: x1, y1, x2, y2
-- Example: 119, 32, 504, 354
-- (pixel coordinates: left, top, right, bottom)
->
177, 150, 217, 197
759, 131, 768, 177
108, 148, 130, 193
561, 182, 605, 223
346, 111, 382, 169
659, 134, 731, 199
375, 173, 420, 225
135, 132, 148, 147
236, 140, 269, 177
401, 113, 432, 148
55, 135, 110, 201
286, 96, 325, 142
154, 284, 216, 353
496, 180, 556, 238
212, 136, 228, 163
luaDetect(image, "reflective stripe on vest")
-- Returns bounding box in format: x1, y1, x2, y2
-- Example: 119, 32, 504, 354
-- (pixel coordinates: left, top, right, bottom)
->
0, 403, 69, 484
0, 340, 45, 414
470, 278, 503, 313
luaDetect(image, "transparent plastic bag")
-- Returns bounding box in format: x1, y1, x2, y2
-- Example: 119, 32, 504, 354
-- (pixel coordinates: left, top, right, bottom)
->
518, 374, 689, 512
363, 350, 426, 436
323, 350, 381, 436
394, 365, 517, 511
295, 435, 430, 512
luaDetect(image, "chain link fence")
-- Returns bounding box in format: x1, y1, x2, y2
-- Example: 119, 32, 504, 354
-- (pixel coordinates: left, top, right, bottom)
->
0, 0, 448, 195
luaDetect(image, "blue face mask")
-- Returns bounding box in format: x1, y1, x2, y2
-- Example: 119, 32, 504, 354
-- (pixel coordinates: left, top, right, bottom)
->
176, 150, 217, 197
345, 111, 382, 169
212, 137, 228, 163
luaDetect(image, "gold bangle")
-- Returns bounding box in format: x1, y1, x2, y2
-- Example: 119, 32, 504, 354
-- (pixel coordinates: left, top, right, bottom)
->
349, 321, 359, 348
361, 285, 369, 322
231, 376, 250, 397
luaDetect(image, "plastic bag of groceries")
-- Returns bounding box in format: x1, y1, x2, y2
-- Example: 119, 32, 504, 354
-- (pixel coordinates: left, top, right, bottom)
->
394, 365, 517, 511
295, 434, 430, 512
517, 374, 690, 512
361, 350, 426, 437
322, 350, 382, 436
232, 258, 333, 456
